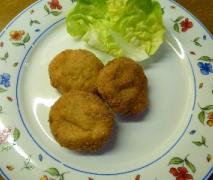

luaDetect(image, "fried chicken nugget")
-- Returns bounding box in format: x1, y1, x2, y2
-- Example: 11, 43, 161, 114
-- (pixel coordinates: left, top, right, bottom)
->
49, 90, 114, 152
49, 49, 104, 94
97, 57, 148, 115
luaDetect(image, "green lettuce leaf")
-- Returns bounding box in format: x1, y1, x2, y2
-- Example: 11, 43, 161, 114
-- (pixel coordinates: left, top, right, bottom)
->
66, 0, 165, 61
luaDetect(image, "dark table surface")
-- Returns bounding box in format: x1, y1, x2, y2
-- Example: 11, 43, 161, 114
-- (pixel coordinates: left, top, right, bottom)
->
0, 0, 212, 33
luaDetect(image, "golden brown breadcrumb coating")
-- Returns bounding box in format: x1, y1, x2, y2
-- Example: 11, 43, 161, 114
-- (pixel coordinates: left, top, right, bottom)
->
49, 49, 104, 94
49, 90, 114, 152
97, 57, 148, 115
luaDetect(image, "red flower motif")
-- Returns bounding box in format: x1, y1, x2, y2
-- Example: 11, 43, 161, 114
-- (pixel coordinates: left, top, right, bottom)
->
9, 31, 25, 41
180, 18, 193, 32
208, 112, 213, 120
135, 174, 141, 180
207, 112, 213, 126
169, 167, 193, 180
48, 0, 62, 10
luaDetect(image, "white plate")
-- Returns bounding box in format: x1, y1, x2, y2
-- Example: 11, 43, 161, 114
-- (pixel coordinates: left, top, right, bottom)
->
0, 0, 212, 179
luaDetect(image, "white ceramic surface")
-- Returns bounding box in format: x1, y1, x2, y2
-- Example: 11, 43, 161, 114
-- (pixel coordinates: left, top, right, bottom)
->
0, 0, 212, 179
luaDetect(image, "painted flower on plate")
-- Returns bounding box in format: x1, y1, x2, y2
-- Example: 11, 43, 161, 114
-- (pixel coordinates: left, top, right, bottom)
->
207, 112, 213, 126
48, 0, 62, 10
0, 73, 11, 88
169, 167, 193, 180
197, 62, 213, 75
180, 18, 193, 32
0, 128, 12, 145
9, 31, 25, 41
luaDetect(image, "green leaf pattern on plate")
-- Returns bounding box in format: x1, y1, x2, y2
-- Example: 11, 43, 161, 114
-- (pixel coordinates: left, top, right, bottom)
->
198, 111, 205, 124
192, 136, 207, 147
13, 128, 20, 142
174, 16, 184, 22
0, 52, 9, 62
198, 56, 213, 62
30, 19, 41, 26
173, 23, 179, 33
168, 157, 184, 165
22, 33, 30, 43
0, 87, 7, 93
51, 11, 62, 16
22, 155, 34, 170
44, 168, 60, 176
43, 167, 69, 180
192, 37, 202, 47
185, 158, 196, 173
198, 105, 213, 126
44, 4, 50, 14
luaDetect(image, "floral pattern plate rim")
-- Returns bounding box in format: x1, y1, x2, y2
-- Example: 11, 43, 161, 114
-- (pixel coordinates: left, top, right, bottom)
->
0, 0, 213, 180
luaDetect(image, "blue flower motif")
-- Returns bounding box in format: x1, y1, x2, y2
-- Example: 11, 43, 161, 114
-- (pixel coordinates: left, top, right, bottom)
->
35, 29, 40, 32
0, 73, 11, 88
197, 62, 213, 75
38, 154, 43, 161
